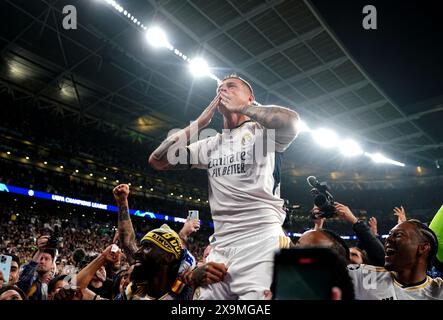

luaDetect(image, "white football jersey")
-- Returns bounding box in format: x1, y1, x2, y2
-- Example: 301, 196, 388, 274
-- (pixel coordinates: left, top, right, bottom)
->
348, 264, 443, 300
187, 121, 292, 247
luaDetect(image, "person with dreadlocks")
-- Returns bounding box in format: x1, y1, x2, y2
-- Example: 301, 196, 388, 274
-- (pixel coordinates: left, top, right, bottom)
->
112, 184, 227, 300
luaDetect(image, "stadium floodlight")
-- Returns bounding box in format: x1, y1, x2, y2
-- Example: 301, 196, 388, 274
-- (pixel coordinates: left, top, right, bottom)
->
365, 152, 405, 167
339, 139, 363, 157
189, 58, 210, 77
312, 128, 339, 148
298, 120, 311, 133
146, 27, 171, 49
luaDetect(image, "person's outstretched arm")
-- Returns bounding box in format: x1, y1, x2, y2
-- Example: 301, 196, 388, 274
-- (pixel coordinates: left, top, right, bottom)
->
75, 245, 120, 289
149, 94, 220, 171
113, 184, 138, 265
333, 202, 385, 266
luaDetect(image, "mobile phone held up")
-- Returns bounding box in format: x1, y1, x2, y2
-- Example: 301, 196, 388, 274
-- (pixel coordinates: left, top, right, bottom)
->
272, 248, 337, 300
0, 254, 12, 285
188, 210, 199, 220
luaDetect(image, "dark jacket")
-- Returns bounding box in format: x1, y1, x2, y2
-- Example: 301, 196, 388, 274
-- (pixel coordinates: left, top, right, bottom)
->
16, 261, 48, 300
353, 220, 385, 267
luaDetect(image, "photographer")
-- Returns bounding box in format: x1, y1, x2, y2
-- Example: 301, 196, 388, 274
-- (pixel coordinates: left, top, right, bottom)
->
307, 177, 385, 266
313, 202, 385, 266
16, 235, 57, 300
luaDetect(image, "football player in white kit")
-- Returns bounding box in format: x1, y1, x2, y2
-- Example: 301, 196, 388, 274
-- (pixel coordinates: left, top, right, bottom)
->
348, 219, 443, 300
149, 75, 299, 299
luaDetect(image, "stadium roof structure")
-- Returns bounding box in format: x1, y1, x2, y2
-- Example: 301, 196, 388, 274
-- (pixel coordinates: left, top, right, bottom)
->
1, 0, 442, 187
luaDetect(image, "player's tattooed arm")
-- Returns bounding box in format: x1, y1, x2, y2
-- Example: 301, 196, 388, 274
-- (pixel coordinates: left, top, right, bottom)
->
241, 105, 299, 146
149, 94, 220, 171
117, 204, 138, 265
113, 184, 137, 264
149, 135, 190, 171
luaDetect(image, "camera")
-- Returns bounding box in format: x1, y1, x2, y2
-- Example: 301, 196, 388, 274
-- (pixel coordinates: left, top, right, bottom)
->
307, 176, 336, 218
46, 225, 63, 249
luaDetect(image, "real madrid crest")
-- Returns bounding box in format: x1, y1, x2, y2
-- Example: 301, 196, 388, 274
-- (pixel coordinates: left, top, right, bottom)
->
241, 133, 253, 146
193, 287, 201, 299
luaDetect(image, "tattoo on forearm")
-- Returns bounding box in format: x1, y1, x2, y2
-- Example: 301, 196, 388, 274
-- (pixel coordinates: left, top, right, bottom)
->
243, 106, 294, 129
117, 204, 137, 262
191, 266, 207, 286
118, 205, 130, 221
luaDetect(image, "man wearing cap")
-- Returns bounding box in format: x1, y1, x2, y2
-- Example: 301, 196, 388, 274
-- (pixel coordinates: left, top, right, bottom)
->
122, 224, 190, 300
149, 74, 300, 299
113, 184, 226, 299
16, 236, 57, 300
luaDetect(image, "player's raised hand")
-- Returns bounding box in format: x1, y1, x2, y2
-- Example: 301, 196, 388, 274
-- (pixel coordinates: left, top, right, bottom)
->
113, 184, 129, 206
197, 93, 221, 128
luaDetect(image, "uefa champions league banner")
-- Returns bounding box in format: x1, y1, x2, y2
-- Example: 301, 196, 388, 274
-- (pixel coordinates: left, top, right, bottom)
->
0, 183, 212, 227
0, 183, 387, 239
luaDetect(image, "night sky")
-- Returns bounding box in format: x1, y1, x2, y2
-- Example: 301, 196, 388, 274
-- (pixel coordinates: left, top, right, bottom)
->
310, 0, 443, 111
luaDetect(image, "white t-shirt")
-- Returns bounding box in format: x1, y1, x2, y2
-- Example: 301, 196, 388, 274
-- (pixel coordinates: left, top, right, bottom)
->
187, 121, 293, 247
348, 264, 443, 300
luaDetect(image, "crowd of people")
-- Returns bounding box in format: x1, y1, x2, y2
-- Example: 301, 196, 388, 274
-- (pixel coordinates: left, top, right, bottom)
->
1, 185, 442, 301
0, 75, 442, 301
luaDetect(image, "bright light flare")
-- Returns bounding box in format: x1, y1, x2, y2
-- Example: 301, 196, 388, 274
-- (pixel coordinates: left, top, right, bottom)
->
365, 152, 405, 167
339, 139, 363, 157
312, 128, 339, 148
146, 27, 171, 49
298, 120, 311, 133
189, 58, 210, 77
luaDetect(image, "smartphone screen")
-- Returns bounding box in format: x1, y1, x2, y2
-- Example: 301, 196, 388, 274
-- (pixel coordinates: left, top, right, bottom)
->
188, 210, 199, 220
272, 248, 335, 300
0, 255, 12, 285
